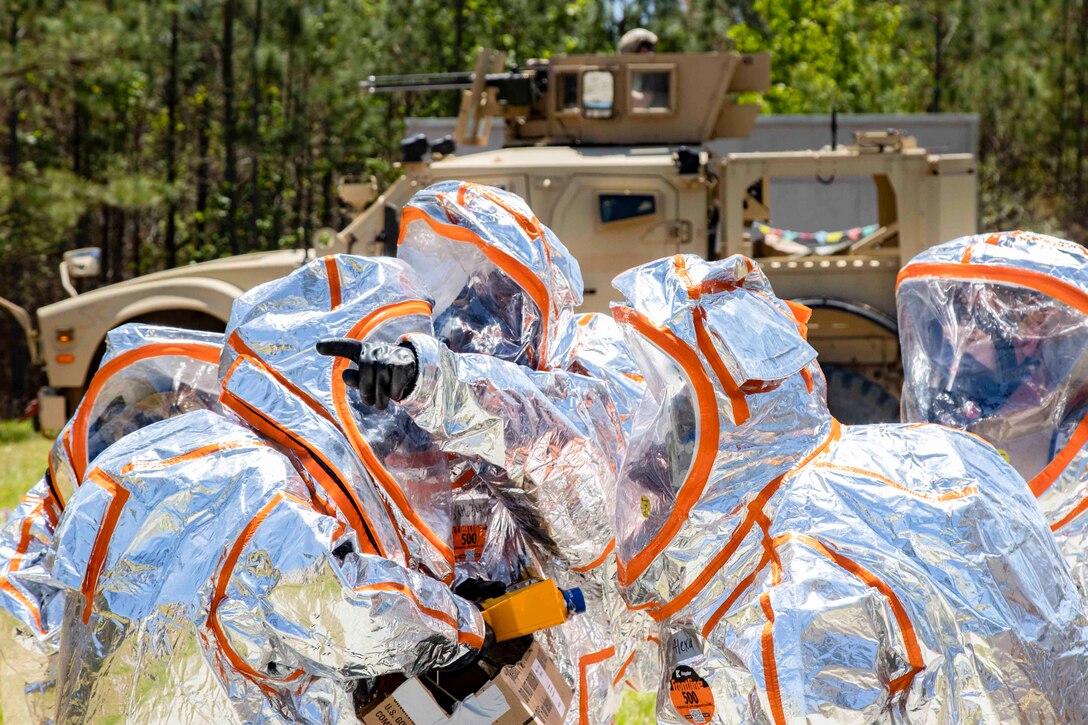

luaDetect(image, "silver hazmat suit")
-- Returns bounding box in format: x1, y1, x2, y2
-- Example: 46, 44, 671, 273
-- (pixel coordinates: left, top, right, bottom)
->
396, 181, 650, 721
50, 255, 484, 723
899, 230, 1088, 596
613, 253, 1088, 724
0, 323, 223, 724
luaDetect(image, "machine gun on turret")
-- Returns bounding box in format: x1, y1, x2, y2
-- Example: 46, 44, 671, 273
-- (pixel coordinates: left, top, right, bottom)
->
360, 49, 770, 147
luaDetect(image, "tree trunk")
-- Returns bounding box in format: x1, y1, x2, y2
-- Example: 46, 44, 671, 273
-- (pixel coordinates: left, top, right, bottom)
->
112, 209, 124, 283
1056, 0, 1071, 191
131, 210, 142, 277
929, 10, 944, 113
247, 0, 263, 250
321, 134, 335, 229
6, 12, 18, 174
1075, 0, 1087, 207
72, 80, 90, 248
272, 40, 294, 246
196, 90, 210, 241
165, 10, 179, 267
102, 207, 113, 283
453, 0, 464, 67
294, 58, 310, 247
222, 0, 238, 254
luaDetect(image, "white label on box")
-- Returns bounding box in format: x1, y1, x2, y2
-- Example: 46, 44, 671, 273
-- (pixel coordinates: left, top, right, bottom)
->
531, 659, 567, 718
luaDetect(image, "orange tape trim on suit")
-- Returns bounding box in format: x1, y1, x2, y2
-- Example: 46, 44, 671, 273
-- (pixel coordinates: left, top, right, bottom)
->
1050, 490, 1088, 532
79, 468, 131, 624
220, 360, 385, 558
784, 299, 812, 329
578, 646, 616, 725
451, 467, 476, 490
693, 306, 750, 425
611, 305, 720, 588
959, 232, 1001, 264
208, 493, 306, 690
646, 420, 840, 622
896, 262, 1088, 317
7, 500, 42, 575
355, 580, 482, 648
62, 430, 75, 484
458, 182, 547, 243
0, 496, 49, 633
399, 205, 552, 369
701, 548, 772, 638
571, 538, 615, 573
810, 461, 978, 502
0, 576, 42, 633
758, 593, 786, 725
120, 439, 267, 474
792, 533, 924, 693
612, 650, 637, 687
71, 342, 221, 481
1031, 413, 1088, 499
228, 332, 341, 428
710, 532, 924, 719
330, 299, 455, 573
325, 256, 342, 310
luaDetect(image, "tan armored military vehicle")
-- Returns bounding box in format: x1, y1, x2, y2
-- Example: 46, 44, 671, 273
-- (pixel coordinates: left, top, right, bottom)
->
6, 49, 976, 433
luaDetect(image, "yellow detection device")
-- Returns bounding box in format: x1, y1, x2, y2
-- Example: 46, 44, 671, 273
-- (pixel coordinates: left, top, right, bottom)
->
481, 579, 586, 642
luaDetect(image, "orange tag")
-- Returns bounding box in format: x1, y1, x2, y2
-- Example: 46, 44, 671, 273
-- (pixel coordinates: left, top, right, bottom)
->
454, 524, 487, 564
669, 665, 715, 724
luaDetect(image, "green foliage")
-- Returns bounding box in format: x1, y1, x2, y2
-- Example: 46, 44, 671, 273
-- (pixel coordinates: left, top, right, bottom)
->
0, 419, 51, 511
728, 0, 928, 114
0, 0, 1086, 412
616, 690, 656, 724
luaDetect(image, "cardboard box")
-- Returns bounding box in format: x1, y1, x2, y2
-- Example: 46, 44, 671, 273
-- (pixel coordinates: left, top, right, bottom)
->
361, 642, 572, 725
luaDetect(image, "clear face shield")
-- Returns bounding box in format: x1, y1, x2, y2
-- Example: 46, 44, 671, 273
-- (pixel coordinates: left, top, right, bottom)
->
88, 384, 219, 462
901, 282, 1088, 481
399, 219, 547, 368
432, 265, 542, 367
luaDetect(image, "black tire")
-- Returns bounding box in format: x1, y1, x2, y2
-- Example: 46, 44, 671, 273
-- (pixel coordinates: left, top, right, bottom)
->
823, 365, 900, 425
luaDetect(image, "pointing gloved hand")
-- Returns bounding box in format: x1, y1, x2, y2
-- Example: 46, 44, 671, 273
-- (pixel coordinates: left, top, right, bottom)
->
316, 339, 419, 410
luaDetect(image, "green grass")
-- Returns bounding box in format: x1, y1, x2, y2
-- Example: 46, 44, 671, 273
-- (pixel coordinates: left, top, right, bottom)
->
0, 420, 659, 723
617, 690, 656, 724
0, 419, 52, 511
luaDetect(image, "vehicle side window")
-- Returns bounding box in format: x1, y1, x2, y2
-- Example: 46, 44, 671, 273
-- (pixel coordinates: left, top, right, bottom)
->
557, 73, 579, 112
630, 68, 672, 112
599, 193, 657, 224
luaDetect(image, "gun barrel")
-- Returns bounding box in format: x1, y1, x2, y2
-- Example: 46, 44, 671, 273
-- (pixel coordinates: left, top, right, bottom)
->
360, 72, 475, 93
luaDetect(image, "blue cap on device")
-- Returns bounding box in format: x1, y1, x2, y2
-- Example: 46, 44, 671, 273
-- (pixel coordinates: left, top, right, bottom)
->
562, 587, 586, 615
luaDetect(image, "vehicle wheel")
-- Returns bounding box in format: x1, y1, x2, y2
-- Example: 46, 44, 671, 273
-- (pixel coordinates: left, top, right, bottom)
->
823, 365, 900, 425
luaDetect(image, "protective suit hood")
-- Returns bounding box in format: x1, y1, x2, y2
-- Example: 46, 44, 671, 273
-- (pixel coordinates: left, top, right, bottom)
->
49, 323, 223, 500
2, 323, 224, 724
48, 258, 484, 723
221, 254, 454, 579
610, 254, 827, 605
899, 230, 1088, 593
614, 253, 1088, 723
397, 181, 583, 369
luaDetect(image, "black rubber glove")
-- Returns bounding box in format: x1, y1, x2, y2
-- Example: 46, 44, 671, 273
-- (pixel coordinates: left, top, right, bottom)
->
439, 623, 496, 671
454, 577, 508, 604
316, 339, 419, 410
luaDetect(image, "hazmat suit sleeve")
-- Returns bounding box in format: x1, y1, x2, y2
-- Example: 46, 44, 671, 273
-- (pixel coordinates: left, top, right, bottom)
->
50, 410, 485, 701
0, 476, 65, 725
0, 477, 63, 640
398, 332, 621, 568
225, 493, 486, 678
